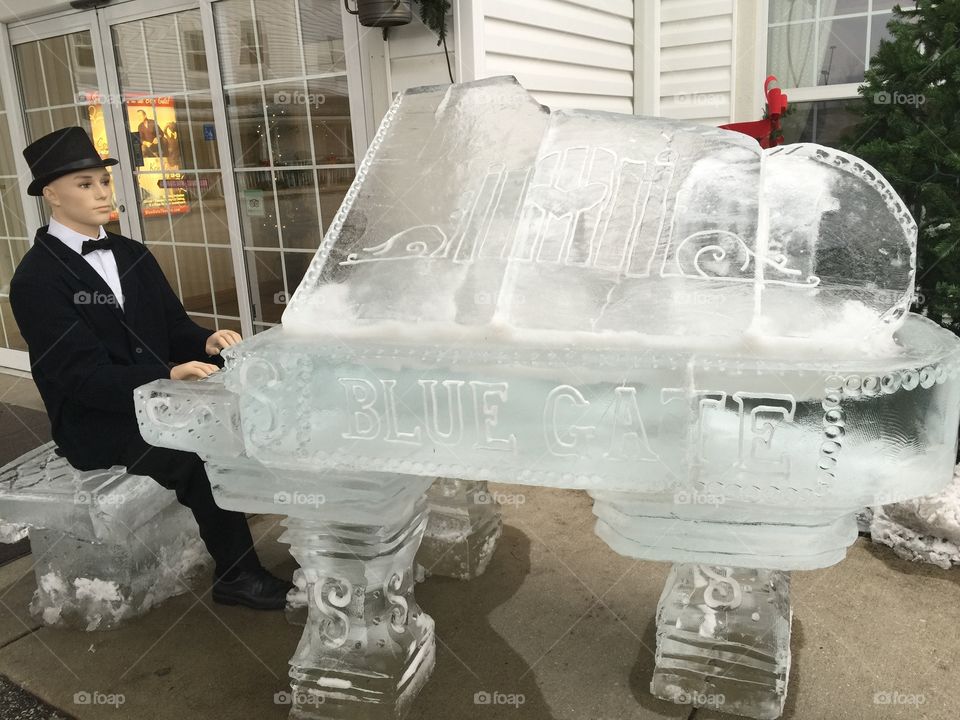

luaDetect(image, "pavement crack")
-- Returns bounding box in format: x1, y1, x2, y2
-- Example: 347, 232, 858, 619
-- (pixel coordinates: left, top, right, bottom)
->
0, 624, 42, 651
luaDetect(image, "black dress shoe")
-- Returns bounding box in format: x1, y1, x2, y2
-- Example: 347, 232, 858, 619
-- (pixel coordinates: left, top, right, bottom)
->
212, 568, 293, 611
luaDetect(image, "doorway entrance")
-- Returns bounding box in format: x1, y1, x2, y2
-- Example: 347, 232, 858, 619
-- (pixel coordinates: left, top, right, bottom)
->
1, 0, 369, 370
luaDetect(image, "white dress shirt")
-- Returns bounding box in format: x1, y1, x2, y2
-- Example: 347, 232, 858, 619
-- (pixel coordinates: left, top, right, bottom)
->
47, 216, 125, 311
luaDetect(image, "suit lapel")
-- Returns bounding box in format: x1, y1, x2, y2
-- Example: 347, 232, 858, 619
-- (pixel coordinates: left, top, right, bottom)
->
35, 229, 126, 318
109, 232, 140, 320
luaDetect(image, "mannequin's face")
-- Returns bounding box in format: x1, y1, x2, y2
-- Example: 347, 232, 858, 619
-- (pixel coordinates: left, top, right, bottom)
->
43, 169, 113, 234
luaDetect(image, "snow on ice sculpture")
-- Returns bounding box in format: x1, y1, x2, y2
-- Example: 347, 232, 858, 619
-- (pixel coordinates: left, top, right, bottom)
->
283, 85, 915, 342
0, 442, 209, 630
135, 77, 960, 720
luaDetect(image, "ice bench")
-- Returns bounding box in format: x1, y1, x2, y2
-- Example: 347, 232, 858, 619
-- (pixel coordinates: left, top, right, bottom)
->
0, 442, 210, 630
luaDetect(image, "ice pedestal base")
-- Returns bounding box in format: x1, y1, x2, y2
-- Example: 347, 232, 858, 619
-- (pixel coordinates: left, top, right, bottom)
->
280, 503, 435, 720
0, 441, 210, 630
201, 453, 437, 720
286, 476, 501, 630
417, 478, 502, 580
651, 564, 792, 720
591, 490, 859, 571
28, 503, 209, 630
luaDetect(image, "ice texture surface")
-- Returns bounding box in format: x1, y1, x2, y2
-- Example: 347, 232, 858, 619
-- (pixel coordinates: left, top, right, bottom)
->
417, 478, 502, 580
133, 76, 960, 720
284, 77, 549, 335
137, 76, 960, 574
28, 506, 209, 630
652, 564, 791, 720
283, 78, 916, 348
0, 443, 173, 543
0, 442, 210, 630
868, 466, 960, 569
0, 522, 27, 543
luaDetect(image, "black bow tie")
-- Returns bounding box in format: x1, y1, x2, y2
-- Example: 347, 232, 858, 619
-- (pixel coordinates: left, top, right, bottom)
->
81, 237, 113, 255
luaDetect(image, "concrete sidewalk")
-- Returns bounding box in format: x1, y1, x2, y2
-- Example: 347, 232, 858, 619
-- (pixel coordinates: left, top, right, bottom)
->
0, 372, 958, 720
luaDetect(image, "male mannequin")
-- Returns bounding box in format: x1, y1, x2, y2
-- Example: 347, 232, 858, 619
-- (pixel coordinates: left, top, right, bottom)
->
10, 127, 290, 610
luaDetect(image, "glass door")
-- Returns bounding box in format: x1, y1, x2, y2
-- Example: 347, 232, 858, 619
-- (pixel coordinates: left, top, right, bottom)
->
9, 19, 134, 237
101, 0, 367, 336
0, 0, 370, 372
210, 0, 363, 333
101, 5, 242, 334
0, 77, 31, 369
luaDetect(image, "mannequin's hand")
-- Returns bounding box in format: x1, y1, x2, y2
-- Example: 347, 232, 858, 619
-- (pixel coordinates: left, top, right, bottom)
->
170, 361, 219, 381
205, 329, 242, 356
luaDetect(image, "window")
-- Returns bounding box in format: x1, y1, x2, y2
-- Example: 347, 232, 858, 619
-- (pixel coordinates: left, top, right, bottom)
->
767, 0, 897, 143
779, 98, 863, 146
182, 30, 207, 74
214, 0, 355, 332
72, 32, 95, 68
109, 10, 240, 333
239, 20, 265, 68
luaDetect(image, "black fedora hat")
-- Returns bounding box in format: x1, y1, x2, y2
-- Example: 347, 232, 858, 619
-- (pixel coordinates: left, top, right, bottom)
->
23, 126, 118, 196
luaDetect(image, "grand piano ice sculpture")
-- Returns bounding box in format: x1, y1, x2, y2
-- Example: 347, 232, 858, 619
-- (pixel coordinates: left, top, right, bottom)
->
135, 77, 960, 719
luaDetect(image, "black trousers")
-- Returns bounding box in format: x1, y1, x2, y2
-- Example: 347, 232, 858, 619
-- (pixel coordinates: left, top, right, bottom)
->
119, 438, 261, 579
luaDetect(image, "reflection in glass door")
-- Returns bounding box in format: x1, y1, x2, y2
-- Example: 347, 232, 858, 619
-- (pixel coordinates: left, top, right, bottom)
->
108, 9, 240, 333
213, 0, 358, 332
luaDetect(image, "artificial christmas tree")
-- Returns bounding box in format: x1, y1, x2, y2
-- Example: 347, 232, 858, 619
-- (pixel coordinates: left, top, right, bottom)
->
841, 0, 960, 332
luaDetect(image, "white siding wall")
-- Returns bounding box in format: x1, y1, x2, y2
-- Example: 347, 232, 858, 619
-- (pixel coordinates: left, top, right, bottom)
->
481, 0, 634, 113
385, 0, 746, 124
386, 0, 634, 113
387, 12, 456, 95
659, 0, 734, 125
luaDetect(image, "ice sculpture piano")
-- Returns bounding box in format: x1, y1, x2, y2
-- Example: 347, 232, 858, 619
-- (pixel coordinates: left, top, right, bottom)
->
135, 77, 960, 720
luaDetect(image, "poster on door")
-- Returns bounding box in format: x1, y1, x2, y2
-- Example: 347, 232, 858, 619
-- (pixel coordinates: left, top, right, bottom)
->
80, 94, 119, 223
80, 92, 191, 218
126, 96, 190, 217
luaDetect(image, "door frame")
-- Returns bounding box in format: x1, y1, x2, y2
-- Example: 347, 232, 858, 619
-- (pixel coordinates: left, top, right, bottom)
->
1, 0, 376, 368
0, 22, 37, 372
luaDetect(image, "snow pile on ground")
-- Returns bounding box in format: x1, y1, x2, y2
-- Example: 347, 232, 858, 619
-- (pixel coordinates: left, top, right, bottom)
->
868, 466, 960, 569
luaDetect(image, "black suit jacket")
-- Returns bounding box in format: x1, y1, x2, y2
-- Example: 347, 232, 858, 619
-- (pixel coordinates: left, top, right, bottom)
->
10, 228, 221, 470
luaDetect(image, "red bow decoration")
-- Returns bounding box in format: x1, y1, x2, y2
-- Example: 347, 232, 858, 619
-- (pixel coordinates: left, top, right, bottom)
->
719, 76, 789, 149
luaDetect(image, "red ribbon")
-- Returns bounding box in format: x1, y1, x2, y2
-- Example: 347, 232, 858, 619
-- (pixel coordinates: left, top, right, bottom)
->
720, 75, 789, 148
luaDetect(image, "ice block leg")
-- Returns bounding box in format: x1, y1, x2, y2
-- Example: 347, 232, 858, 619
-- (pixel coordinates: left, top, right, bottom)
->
651, 564, 792, 720
416, 478, 502, 580
280, 499, 435, 719
26, 503, 210, 631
